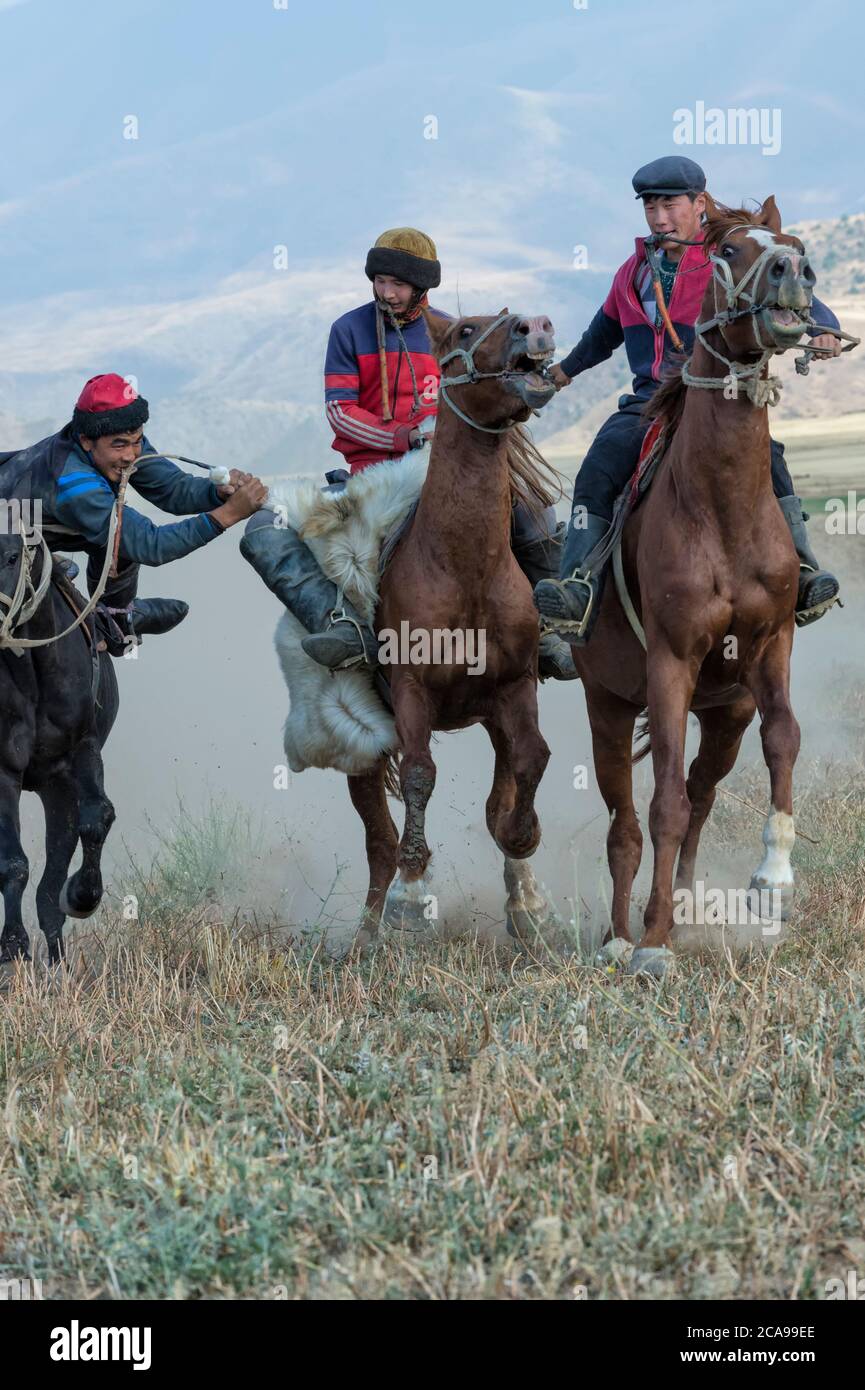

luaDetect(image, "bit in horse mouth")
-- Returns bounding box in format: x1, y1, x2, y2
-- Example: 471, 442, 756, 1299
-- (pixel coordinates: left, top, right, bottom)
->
762, 305, 809, 338
508, 351, 554, 374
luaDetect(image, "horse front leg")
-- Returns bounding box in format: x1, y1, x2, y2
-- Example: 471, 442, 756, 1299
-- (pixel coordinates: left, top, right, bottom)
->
674, 694, 757, 896
483, 717, 553, 947
59, 739, 115, 923
382, 677, 437, 934
487, 675, 549, 861
35, 771, 82, 966
637, 648, 698, 976
583, 681, 643, 965
0, 772, 30, 963
743, 628, 800, 927
347, 760, 399, 951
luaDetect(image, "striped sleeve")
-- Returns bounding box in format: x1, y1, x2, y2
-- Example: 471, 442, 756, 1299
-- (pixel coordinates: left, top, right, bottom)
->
323, 317, 413, 454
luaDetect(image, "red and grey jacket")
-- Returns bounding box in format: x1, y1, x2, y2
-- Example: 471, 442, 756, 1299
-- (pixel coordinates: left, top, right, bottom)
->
324, 301, 449, 473
560, 236, 839, 400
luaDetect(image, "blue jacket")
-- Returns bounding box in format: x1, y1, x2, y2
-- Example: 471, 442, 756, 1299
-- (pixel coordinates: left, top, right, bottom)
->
0, 428, 224, 566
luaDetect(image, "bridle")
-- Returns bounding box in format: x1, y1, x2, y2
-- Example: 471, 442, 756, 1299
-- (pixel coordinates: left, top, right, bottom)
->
682, 227, 859, 406
438, 312, 534, 434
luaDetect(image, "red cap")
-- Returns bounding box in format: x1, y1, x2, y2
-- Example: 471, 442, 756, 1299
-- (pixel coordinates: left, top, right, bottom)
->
72, 374, 149, 438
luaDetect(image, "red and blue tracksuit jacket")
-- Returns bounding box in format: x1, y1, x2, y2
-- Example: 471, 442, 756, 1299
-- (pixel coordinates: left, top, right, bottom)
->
560, 236, 839, 399
324, 301, 450, 473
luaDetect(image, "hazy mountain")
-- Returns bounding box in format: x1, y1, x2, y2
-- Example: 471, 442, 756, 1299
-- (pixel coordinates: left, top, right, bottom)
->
1, 216, 861, 476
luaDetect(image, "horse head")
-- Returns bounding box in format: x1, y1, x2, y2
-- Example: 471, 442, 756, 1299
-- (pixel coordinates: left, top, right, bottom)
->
423, 308, 557, 433
699, 194, 817, 362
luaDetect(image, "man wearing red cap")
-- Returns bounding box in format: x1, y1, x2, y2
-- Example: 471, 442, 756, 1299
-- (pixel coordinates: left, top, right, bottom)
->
0, 375, 265, 654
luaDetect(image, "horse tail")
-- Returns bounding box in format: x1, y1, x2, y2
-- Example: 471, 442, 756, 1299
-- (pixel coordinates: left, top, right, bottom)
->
384, 752, 403, 801
506, 424, 567, 525
632, 711, 652, 765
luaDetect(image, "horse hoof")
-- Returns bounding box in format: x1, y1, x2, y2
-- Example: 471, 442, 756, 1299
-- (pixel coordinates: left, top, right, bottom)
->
59, 881, 100, 920
748, 877, 793, 924
0, 943, 31, 965
596, 937, 634, 967
383, 878, 436, 936
350, 925, 378, 956
627, 947, 675, 979
506, 901, 558, 948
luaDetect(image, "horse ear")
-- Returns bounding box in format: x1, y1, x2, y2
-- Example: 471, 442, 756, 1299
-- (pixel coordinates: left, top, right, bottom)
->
421, 307, 452, 354
760, 195, 782, 233
703, 191, 720, 221
498, 307, 509, 317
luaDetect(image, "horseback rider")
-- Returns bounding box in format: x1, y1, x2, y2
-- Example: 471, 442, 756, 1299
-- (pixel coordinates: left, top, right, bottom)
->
0, 374, 266, 655
534, 155, 843, 642
240, 227, 578, 680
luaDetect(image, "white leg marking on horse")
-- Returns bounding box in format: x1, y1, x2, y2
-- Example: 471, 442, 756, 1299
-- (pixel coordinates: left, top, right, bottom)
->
752, 808, 795, 888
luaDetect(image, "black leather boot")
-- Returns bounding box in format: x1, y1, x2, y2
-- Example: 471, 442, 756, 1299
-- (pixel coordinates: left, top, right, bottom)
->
533, 512, 611, 644
512, 524, 578, 680
239, 515, 378, 670
777, 495, 841, 626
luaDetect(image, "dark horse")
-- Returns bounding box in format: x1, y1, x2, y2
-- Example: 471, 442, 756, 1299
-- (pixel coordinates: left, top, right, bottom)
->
570, 195, 837, 976
0, 516, 117, 964
348, 309, 562, 949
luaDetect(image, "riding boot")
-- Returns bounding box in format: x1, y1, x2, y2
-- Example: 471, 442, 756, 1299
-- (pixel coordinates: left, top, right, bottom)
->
532, 512, 611, 644
777, 495, 841, 626
511, 524, 578, 680
87, 557, 189, 657
239, 514, 379, 670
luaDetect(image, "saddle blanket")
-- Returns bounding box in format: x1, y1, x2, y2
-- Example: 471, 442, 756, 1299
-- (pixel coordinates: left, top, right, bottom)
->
266, 454, 429, 776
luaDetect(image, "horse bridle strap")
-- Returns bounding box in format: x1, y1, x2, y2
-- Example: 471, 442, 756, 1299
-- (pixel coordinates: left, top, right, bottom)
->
438, 312, 524, 434
0, 507, 120, 655
684, 229, 809, 407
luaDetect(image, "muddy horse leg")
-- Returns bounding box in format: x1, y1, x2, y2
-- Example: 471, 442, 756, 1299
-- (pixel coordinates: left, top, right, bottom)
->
58, 739, 115, 923
743, 629, 800, 922
483, 717, 552, 944
487, 676, 549, 860
383, 678, 437, 931
347, 760, 399, 949
583, 681, 643, 961
0, 773, 30, 963
637, 651, 699, 974
35, 772, 82, 965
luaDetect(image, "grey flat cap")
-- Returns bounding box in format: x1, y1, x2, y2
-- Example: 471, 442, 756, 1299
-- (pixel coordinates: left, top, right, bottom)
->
633, 156, 706, 198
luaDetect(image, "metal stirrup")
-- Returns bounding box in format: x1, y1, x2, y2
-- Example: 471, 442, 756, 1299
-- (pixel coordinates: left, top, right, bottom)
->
325, 586, 373, 671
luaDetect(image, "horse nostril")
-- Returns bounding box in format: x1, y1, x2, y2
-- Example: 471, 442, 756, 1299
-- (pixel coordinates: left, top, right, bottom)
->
770, 257, 788, 278
516, 319, 531, 336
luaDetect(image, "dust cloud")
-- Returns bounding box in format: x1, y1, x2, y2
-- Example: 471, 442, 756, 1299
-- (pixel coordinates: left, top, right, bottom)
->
13, 496, 865, 952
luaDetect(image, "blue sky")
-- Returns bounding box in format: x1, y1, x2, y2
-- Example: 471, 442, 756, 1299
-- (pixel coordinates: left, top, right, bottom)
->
0, 0, 862, 314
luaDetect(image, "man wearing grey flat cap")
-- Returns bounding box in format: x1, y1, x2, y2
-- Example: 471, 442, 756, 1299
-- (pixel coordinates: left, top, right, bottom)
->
534, 155, 843, 642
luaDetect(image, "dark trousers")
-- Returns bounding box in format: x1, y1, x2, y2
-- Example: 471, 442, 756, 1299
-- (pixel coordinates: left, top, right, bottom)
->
86, 552, 140, 610
571, 396, 795, 523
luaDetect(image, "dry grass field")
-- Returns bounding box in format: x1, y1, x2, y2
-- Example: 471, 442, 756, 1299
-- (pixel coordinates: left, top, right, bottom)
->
0, 521, 863, 1303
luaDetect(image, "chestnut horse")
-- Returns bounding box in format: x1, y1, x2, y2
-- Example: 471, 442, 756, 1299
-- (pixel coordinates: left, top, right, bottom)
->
348, 309, 561, 950
569, 195, 840, 976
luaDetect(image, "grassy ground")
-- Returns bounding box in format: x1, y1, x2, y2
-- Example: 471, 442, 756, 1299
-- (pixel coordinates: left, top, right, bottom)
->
1, 531, 863, 1302
1, 746, 863, 1301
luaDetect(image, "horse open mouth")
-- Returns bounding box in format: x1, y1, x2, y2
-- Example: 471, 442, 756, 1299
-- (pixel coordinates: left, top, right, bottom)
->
761, 305, 810, 343
504, 351, 556, 407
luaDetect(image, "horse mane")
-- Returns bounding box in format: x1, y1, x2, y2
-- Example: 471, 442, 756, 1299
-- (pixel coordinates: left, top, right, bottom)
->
507, 425, 566, 521
644, 199, 769, 437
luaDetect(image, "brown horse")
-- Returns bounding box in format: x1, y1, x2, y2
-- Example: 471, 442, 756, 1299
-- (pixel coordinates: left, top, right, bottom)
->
570, 195, 831, 976
347, 309, 562, 949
